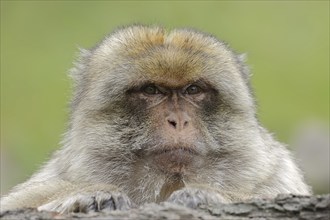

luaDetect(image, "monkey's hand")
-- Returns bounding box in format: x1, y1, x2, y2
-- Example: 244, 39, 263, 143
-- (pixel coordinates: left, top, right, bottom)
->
166, 185, 226, 208
38, 184, 133, 214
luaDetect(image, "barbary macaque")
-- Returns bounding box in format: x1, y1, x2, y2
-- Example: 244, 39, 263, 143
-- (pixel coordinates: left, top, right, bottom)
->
1, 25, 311, 213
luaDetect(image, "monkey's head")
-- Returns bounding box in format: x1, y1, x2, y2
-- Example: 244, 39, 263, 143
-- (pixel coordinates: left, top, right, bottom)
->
66, 25, 266, 200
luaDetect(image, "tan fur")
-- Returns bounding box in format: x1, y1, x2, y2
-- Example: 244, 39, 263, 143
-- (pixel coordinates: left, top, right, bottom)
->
1, 25, 311, 213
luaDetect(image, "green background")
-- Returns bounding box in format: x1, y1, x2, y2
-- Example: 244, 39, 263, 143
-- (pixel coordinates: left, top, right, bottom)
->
1, 1, 329, 195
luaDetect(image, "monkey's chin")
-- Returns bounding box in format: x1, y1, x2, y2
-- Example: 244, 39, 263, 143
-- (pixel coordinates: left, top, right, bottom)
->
152, 147, 197, 174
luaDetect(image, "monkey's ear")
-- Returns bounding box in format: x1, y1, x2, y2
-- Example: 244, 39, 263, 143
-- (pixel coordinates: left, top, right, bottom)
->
236, 53, 252, 83
237, 53, 247, 63
69, 48, 92, 110
69, 48, 91, 83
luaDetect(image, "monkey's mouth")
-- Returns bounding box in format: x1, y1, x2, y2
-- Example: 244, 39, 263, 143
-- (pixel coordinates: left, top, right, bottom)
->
152, 147, 197, 174
154, 147, 197, 156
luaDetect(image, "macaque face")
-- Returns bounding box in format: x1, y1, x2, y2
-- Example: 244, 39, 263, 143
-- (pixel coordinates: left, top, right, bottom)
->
126, 80, 219, 175
76, 27, 255, 178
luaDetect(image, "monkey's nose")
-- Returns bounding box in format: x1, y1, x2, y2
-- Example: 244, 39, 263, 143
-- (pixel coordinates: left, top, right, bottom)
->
166, 113, 190, 130
167, 119, 177, 128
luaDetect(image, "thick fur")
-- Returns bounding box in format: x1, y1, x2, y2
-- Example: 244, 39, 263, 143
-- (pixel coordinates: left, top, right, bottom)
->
1, 25, 311, 212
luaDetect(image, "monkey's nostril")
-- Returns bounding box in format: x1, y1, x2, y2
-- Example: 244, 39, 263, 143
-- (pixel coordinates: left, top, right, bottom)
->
168, 120, 177, 128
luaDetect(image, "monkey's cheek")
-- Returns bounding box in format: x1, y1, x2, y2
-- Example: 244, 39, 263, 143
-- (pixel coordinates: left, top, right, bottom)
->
38, 191, 133, 214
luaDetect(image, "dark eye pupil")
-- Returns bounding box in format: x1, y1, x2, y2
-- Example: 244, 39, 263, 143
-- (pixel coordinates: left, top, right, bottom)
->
143, 85, 158, 94
186, 85, 201, 94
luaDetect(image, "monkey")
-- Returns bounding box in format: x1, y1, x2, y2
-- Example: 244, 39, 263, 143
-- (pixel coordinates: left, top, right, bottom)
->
0, 25, 311, 213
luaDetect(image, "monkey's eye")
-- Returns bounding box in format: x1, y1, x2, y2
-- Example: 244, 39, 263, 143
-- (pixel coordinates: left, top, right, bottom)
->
142, 85, 160, 95
185, 85, 202, 95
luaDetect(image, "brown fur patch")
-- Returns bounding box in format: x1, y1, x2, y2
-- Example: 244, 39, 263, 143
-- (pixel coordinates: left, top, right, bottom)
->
156, 177, 185, 202
110, 26, 226, 88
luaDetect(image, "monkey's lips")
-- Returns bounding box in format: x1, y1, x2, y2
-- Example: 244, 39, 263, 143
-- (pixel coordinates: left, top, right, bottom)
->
152, 147, 197, 174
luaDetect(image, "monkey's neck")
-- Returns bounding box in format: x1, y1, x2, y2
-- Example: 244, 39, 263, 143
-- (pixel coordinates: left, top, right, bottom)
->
156, 175, 185, 202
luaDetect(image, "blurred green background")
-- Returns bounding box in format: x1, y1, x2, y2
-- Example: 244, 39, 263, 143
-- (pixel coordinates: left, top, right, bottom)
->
1, 1, 329, 195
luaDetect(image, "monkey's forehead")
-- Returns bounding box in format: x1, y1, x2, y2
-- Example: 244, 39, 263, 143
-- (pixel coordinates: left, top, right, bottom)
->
89, 25, 238, 87
98, 25, 229, 59
101, 25, 222, 53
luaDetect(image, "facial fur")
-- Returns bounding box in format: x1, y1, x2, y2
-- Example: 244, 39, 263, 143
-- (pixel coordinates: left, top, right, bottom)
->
1, 25, 310, 212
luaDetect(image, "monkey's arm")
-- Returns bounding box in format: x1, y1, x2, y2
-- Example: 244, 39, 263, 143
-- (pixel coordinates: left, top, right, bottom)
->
1, 179, 70, 211
1, 179, 132, 213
